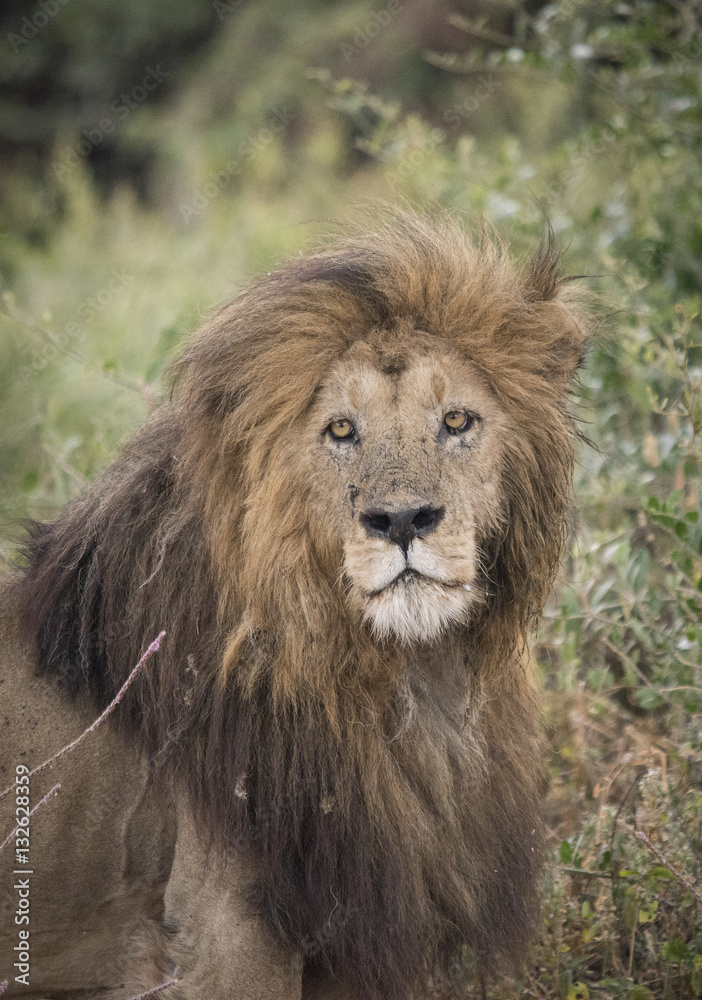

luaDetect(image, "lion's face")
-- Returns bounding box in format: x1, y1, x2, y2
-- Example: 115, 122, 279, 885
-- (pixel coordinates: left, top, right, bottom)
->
306, 324, 508, 644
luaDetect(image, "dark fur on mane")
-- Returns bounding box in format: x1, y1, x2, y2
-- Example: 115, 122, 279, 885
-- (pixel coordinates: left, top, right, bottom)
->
20, 211, 588, 999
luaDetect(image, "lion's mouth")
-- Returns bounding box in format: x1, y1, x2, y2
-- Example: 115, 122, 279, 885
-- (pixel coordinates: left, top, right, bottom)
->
367, 568, 471, 599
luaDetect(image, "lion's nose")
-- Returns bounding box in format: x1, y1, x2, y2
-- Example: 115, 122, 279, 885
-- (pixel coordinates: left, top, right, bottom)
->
359, 505, 445, 554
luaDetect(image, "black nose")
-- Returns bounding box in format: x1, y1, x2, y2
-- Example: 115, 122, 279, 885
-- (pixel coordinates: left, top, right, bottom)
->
359, 505, 445, 554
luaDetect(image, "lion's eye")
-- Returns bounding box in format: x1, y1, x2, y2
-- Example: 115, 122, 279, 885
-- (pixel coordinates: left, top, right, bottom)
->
444, 409, 475, 433
329, 419, 356, 440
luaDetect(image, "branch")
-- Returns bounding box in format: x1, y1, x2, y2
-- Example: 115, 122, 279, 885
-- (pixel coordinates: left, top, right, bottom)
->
127, 980, 178, 1000
0, 631, 165, 803
634, 828, 702, 905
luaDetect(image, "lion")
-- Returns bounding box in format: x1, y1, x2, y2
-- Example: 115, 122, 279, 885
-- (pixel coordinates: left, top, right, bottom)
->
0, 210, 588, 1000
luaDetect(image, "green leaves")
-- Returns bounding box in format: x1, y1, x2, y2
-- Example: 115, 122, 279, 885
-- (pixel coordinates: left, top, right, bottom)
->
560, 839, 583, 869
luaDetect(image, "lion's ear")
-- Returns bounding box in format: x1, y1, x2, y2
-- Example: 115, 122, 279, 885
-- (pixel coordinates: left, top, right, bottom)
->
533, 298, 587, 389
525, 228, 561, 303
521, 231, 589, 390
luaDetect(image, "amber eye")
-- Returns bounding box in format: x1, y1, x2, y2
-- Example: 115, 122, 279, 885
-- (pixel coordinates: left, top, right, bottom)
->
329, 418, 355, 440
444, 409, 474, 433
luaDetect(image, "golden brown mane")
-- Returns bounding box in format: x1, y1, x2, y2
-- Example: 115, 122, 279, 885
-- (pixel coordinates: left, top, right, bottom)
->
20, 211, 588, 999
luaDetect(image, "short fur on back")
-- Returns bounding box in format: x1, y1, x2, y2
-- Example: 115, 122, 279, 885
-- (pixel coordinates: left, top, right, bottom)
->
21, 211, 588, 999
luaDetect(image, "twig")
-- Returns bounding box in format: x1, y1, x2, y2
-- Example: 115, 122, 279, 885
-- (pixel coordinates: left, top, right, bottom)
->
523, 968, 551, 1000
610, 777, 639, 858
657, 684, 702, 694
0, 782, 61, 854
600, 635, 651, 687
448, 13, 517, 47
634, 828, 702, 905
0, 304, 151, 401
127, 980, 178, 1000
0, 631, 165, 803
41, 442, 88, 485
562, 866, 611, 878
628, 909, 637, 976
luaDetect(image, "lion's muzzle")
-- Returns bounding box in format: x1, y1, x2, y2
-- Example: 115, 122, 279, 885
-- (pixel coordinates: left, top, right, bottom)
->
359, 503, 445, 554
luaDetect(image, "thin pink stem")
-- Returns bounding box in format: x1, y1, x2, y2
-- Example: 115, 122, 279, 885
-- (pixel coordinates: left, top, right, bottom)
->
127, 979, 178, 1000
0, 782, 61, 854
0, 631, 165, 803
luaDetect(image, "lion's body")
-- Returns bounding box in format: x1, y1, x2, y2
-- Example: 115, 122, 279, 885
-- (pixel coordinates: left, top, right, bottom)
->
0, 574, 540, 1000
0, 212, 588, 999
0, 576, 305, 999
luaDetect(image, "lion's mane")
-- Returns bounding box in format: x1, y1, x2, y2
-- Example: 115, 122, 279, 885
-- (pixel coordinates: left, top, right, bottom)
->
20, 212, 587, 999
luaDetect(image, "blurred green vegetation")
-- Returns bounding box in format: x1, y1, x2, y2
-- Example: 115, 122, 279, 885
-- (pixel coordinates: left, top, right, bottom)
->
1, 1, 702, 996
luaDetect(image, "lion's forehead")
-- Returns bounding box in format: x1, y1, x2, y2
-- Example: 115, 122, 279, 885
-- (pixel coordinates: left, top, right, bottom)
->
318, 341, 499, 429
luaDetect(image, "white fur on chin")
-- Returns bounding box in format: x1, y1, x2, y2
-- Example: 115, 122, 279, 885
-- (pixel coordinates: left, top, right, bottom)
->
344, 536, 476, 643
364, 574, 472, 644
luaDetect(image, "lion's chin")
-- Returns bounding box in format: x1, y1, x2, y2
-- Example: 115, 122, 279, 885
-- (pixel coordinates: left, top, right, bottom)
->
362, 572, 473, 645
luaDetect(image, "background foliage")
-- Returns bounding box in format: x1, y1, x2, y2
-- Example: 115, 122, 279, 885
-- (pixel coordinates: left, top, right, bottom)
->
1, 1, 701, 996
